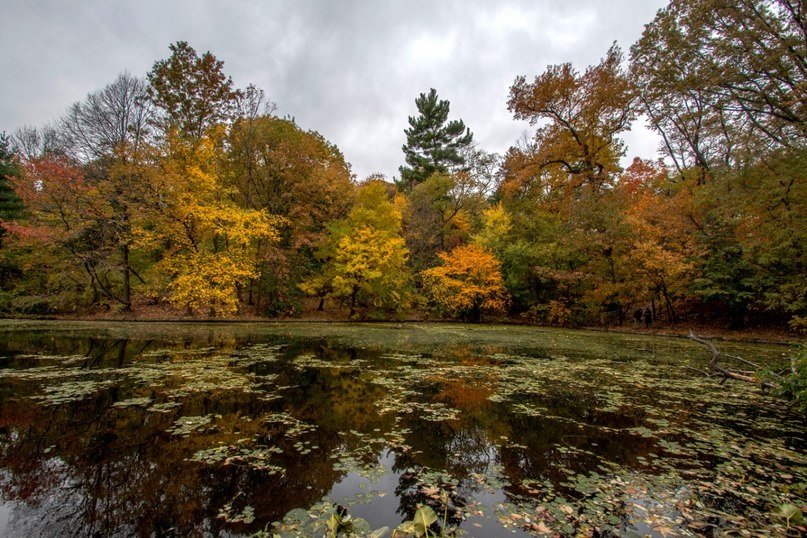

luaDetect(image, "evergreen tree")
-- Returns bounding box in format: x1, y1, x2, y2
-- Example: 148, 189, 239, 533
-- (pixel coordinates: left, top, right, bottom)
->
398, 88, 473, 192
0, 133, 24, 248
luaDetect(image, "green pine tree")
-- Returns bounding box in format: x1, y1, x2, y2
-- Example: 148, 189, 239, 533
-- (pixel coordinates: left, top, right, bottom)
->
397, 88, 473, 192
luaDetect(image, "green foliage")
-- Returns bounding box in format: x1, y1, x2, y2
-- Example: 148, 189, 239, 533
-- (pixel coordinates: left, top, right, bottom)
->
397, 505, 438, 537
394, 490, 461, 537
686, 150, 806, 326
271, 503, 379, 537
324, 505, 370, 537
775, 503, 805, 527
774, 347, 807, 415
403, 173, 482, 271
398, 89, 473, 192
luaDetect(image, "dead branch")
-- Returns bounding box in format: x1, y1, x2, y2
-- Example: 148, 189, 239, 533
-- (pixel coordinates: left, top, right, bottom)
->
688, 331, 777, 388
683, 365, 713, 377
723, 352, 768, 372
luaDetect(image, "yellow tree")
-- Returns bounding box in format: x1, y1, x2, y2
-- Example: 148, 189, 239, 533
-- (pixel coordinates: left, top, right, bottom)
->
422, 244, 507, 322
136, 129, 283, 316
301, 179, 410, 316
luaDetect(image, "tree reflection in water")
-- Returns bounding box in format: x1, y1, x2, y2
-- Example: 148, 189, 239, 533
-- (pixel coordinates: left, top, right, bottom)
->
0, 322, 802, 537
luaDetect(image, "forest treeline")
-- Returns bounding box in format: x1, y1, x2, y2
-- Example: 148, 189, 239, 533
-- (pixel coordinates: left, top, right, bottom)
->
0, 0, 804, 329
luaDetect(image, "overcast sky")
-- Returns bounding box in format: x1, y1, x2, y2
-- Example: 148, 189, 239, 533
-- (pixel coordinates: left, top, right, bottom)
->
1, 0, 665, 180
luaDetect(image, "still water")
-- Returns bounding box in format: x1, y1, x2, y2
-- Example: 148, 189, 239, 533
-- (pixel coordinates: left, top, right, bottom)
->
0, 321, 802, 537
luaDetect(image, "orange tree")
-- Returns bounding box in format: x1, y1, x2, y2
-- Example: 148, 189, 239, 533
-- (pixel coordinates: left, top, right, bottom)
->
422, 243, 507, 322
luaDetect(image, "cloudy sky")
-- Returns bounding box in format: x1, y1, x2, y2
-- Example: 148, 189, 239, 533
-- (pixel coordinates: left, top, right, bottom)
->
1, 0, 665, 180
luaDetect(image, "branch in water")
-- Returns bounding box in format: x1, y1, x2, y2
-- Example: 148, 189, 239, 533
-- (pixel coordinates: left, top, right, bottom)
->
688, 331, 776, 388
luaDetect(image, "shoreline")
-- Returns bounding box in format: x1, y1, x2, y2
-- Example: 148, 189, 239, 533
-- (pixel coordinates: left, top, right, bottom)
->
1, 315, 801, 346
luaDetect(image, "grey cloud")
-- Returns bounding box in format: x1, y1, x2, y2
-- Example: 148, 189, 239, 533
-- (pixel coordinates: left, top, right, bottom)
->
1, 0, 666, 179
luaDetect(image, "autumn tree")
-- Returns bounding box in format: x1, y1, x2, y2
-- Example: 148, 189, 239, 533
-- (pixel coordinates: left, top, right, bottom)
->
0, 134, 24, 248
631, 0, 806, 326
0, 134, 25, 292
5, 75, 154, 312
613, 158, 697, 322
301, 179, 409, 316
498, 46, 638, 324
630, 0, 806, 179
398, 89, 473, 192
403, 171, 489, 271
422, 244, 507, 322
680, 151, 806, 326
11, 154, 122, 310
508, 44, 635, 193
147, 41, 240, 140
136, 130, 283, 316
471, 202, 564, 318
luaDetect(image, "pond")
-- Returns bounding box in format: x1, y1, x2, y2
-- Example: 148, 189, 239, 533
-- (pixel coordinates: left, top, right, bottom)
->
0, 320, 803, 536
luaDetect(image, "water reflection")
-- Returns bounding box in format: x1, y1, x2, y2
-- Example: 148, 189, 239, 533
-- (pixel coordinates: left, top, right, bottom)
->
0, 324, 802, 537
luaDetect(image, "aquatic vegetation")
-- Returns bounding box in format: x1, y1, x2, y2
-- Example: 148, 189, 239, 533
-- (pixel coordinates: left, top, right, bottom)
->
167, 415, 214, 436
147, 401, 182, 413
261, 412, 318, 437
0, 321, 803, 536
293, 352, 368, 371
773, 346, 807, 414
33, 378, 116, 405
111, 396, 153, 408
270, 502, 383, 537
190, 439, 285, 474
219, 503, 255, 524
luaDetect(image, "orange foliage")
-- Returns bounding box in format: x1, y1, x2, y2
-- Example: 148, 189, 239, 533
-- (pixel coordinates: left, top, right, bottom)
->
422, 244, 507, 320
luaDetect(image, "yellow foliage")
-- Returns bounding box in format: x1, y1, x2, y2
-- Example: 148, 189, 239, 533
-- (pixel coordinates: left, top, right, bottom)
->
473, 203, 513, 254
161, 252, 256, 316
300, 180, 410, 313
330, 227, 409, 306
136, 130, 284, 316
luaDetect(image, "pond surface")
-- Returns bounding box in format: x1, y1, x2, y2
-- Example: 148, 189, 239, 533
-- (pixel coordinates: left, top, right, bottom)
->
0, 320, 803, 537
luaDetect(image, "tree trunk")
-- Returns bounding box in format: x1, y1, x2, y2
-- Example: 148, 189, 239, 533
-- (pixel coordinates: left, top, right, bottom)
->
116, 339, 129, 367
121, 244, 132, 312
661, 283, 676, 323
349, 286, 358, 317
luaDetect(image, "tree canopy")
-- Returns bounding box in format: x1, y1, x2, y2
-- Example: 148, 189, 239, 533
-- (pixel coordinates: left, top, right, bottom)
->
1, 3, 804, 329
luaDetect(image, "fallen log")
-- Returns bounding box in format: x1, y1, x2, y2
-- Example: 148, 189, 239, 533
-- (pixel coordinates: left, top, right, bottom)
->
688, 331, 777, 388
